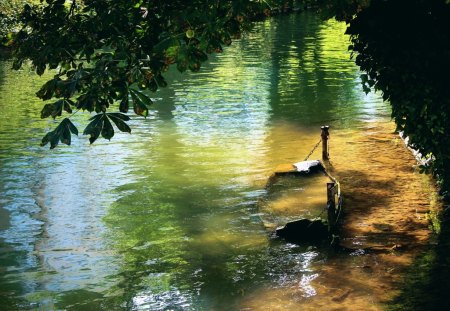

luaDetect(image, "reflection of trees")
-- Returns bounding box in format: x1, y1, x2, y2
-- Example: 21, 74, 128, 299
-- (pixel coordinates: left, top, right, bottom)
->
145, 13, 371, 129
102, 121, 271, 309
0, 55, 6, 86
266, 13, 364, 125
0, 60, 51, 142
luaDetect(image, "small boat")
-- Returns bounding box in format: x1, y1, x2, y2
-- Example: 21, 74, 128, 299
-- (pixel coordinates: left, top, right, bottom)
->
261, 159, 343, 243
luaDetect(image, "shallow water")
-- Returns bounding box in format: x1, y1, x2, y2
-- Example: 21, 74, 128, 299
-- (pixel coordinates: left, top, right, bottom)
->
0, 13, 437, 311
260, 172, 332, 229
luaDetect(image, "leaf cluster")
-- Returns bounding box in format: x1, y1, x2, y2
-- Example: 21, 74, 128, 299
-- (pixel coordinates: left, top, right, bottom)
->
0, 0, 40, 46
13, 0, 286, 147
315, 0, 371, 22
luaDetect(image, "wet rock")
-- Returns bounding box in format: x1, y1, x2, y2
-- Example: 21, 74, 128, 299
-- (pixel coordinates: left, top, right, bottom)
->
276, 218, 328, 243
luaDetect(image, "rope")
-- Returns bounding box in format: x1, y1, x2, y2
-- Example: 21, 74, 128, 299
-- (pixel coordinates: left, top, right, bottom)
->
314, 206, 327, 219
303, 139, 322, 161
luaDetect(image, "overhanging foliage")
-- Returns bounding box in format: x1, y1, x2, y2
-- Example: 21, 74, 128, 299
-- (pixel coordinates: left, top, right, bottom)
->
13, 0, 290, 148
0, 0, 41, 45
347, 0, 450, 195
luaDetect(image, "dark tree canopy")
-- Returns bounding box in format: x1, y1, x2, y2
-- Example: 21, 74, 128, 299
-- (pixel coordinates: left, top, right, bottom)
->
346, 0, 450, 195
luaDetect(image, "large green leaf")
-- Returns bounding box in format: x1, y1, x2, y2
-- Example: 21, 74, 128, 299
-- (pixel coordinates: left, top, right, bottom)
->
83, 114, 104, 144
129, 88, 152, 117
101, 115, 114, 140
82, 113, 131, 143
36, 78, 59, 100
107, 113, 132, 133
40, 99, 73, 119
41, 103, 56, 119
41, 118, 79, 149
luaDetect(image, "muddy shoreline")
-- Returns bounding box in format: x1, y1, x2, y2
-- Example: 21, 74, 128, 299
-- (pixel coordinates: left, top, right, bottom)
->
249, 120, 444, 310
316, 121, 443, 309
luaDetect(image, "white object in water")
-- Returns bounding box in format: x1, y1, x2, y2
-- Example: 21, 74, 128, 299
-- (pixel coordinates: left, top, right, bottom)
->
293, 160, 321, 173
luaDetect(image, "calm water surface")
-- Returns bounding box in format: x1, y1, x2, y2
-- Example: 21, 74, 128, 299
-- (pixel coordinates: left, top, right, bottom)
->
0, 14, 389, 310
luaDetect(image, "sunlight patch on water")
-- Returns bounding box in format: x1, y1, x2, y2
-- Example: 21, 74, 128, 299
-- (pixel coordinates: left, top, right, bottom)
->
299, 273, 319, 297
132, 285, 192, 311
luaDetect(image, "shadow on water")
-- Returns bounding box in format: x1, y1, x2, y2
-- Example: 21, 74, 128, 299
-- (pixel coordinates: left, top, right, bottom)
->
333, 168, 428, 247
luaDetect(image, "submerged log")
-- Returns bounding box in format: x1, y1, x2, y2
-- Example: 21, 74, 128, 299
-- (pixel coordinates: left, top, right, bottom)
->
276, 218, 328, 243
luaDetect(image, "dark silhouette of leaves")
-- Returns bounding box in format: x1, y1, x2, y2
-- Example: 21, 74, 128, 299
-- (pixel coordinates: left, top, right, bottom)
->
129, 88, 152, 117
83, 113, 131, 143
41, 118, 78, 149
40, 99, 73, 119
107, 113, 131, 133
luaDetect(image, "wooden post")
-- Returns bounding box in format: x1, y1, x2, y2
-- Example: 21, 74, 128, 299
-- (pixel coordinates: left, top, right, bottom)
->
321, 125, 330, 160
327, 182, 336, 233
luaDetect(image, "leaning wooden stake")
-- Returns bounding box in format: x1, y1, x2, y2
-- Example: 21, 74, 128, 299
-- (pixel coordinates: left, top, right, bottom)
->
321, 125, 330, 160
327, 182, 336, 233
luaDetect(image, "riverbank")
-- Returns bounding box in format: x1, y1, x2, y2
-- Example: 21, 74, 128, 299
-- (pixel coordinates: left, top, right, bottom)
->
242, 120, 443, 310
327, 121, 441, 308
388, 208, 450, 310
318, 121, 443, 309
332, 121, 438, 251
